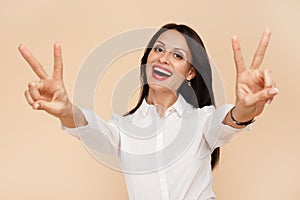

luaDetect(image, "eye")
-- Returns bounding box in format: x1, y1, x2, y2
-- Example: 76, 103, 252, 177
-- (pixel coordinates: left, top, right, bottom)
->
154, 46, 164, 53
173, 52, 183, 60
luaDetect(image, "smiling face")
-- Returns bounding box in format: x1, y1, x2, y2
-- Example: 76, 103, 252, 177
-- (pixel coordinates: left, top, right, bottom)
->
146, 29, 195, 93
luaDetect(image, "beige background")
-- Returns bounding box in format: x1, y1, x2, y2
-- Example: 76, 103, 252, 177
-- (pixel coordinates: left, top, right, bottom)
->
1, 0, 299, 199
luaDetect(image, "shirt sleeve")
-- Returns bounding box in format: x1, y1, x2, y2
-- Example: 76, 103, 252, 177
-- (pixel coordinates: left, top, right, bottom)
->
203, 104, 251, 151
61, 108, 120, 154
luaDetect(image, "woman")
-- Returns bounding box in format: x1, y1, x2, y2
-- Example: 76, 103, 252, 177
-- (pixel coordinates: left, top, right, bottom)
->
19, 23, 278, 199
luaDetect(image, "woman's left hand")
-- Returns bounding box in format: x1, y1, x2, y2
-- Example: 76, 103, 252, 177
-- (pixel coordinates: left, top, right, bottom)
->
231, 30, 278, 122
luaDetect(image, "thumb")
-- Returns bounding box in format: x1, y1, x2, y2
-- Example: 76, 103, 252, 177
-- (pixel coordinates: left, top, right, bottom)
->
244, 87, 279, 106
33, 100, 50, 111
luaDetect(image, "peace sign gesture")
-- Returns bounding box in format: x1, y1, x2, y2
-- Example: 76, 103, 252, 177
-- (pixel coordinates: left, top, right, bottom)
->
19, 43, 72, 118
231, 30, 279, 122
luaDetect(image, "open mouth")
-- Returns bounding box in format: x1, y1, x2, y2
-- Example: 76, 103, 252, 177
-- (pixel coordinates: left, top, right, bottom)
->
152, 65, 172, 81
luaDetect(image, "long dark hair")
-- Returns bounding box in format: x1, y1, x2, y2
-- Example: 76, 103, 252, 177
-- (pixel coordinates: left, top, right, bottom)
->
126, 23, 220, 169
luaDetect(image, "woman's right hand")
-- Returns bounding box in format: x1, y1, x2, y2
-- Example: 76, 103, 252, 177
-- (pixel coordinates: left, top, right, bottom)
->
19, 43, 87, 128
19, 42, 72, 118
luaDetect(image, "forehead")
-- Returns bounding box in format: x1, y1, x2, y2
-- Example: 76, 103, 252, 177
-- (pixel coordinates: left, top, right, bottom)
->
155, 29, 190, 51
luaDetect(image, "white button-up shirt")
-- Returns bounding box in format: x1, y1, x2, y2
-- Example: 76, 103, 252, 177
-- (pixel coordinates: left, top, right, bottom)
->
63, 95, 249, 200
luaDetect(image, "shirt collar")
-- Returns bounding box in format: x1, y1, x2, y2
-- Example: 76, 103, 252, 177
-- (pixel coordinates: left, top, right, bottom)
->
139, 94, 187, 118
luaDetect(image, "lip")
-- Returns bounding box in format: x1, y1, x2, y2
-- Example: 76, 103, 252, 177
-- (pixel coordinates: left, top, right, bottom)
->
151, 64, 172, 81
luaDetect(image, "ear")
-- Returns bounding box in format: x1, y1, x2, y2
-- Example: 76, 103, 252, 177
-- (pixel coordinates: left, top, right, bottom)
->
186, 66, 196, 80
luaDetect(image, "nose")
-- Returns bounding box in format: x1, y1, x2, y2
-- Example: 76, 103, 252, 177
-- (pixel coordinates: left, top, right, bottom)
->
159, 50, 171, 64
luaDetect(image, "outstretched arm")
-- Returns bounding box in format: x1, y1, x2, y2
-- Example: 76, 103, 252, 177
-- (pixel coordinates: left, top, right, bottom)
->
223, 30, 278, 128
19, 43, 87, 128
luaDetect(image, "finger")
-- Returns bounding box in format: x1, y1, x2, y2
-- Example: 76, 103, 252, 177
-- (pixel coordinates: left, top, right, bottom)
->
25, 90, 41, 110
265, 96, 274, 105
18, 44, 49, 80
262, 68, 275, 105
24, 90, 34, 106
232, 35, 246, 73
244, 87, 279, 106
250, 29, 271, 70
53, 42, 63, 80
27, 81, 42, 101
262, 68, 273, 88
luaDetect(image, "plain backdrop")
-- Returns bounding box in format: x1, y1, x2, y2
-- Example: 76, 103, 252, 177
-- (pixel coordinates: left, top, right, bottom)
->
1, 0, 299, 199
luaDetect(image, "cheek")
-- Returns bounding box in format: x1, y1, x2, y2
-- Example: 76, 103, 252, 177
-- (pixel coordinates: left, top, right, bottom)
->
174, 63, 191, 77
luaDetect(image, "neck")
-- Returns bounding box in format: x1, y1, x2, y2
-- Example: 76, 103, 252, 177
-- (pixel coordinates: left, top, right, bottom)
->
146, 88, 178, 113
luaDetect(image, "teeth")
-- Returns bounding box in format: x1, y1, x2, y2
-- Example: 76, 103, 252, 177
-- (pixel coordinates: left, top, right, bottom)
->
154, 67, 172, 76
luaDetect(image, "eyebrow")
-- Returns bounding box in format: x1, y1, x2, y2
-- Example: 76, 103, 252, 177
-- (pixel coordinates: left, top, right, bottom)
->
155, 40, 187, 55
156, 41, 165, 45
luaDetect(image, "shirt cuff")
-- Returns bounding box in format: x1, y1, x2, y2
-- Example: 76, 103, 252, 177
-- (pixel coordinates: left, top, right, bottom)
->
205, 104, 252, 149
60, 108, 92, 139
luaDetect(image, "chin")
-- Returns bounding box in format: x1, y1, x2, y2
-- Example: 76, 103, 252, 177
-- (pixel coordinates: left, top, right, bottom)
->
148, 82, 177, 94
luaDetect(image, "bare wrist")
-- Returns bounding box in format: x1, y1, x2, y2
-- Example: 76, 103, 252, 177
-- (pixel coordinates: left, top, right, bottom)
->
59, 103, 88, 128
59, 101, 74, 120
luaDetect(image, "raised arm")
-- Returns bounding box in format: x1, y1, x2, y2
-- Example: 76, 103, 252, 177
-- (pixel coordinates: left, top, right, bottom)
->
223, 30, 279, 128
19, 43, 87, 128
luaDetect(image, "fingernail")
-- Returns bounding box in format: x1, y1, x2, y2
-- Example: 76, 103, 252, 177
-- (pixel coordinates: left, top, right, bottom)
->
33, 103, 40, 109
55, 42, 60, 48
269, 87, 279, 95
